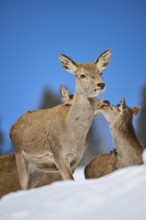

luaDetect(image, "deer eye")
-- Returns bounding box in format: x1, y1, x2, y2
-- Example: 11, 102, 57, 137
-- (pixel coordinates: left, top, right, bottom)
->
100, 72, 103, 76
80, 74, 86, 78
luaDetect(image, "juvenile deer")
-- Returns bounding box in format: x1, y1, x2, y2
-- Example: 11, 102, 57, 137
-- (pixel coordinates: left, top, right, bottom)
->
85, 98, 144, 179
10, 50, 111, 189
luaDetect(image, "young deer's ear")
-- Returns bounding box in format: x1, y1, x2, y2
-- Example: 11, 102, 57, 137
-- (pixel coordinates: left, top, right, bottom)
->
132, 106, 141, 116
59, 54, 78, 74
60, 84, 70, 103
119, 97, 126, 112
95, 49, 111, 71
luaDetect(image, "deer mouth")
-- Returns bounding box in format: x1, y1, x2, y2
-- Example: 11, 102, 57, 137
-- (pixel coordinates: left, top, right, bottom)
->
94, 88, 103, 91
94, 88, 105, 95
89, 87, 106, 97
104, 100, 110, 106
98, 100, 110, 109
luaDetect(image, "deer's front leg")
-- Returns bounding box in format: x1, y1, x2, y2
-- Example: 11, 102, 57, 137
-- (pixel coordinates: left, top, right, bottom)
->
50, 145, 74, 180
15, 153, 30, 189
56, 158, 74, 180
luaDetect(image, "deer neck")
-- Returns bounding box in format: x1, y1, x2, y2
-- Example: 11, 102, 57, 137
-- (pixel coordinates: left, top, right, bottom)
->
66, 92, 95, 140
110, 120, 144, 166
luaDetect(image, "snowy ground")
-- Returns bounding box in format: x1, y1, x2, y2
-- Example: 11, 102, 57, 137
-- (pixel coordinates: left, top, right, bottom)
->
0, 151, 146, 220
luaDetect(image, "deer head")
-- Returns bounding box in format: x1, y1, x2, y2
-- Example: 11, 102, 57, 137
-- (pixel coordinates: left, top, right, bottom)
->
101, 97, 141, 125
59, 49, 111, 98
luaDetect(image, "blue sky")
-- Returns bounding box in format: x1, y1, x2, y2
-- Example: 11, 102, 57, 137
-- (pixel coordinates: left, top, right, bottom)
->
1, 0, 146, 152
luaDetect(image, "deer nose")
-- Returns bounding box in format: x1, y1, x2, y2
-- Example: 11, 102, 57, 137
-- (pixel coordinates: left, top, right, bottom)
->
97, 83, 105, 89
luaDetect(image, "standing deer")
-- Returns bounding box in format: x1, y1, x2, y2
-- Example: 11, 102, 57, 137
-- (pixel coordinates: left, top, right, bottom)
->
10, 49, 111, 189
0, 84, 109, 197
85, 98, 144, 179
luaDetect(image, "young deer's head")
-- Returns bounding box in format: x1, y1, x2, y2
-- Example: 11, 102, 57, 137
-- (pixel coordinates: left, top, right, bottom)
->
59, 49, 111, 98
101, 98, 141, 125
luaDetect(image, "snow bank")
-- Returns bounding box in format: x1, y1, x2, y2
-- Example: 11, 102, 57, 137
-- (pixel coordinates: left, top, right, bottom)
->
0, 150, 146, 220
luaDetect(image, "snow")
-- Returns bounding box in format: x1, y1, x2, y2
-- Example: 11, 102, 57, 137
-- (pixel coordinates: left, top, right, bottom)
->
0, 151, 146, 220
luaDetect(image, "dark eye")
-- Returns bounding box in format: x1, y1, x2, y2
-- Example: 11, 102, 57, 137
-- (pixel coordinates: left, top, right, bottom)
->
100, 72, 103, 76
80, 74, 86, 78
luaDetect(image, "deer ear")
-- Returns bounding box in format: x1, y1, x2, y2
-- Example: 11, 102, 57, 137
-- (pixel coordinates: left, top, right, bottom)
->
95, 49, 111, 71
119, 97, 126, 112
59, 54, 78, 74
60, 84, 70, 103
132, 106, 141, 116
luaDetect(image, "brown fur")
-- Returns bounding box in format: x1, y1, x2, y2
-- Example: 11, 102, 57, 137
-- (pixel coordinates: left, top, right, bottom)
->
85, 151, 117, 179
0, 154, 20, 197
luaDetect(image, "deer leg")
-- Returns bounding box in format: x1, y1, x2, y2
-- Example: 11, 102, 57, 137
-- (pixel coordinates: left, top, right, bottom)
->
15, 153, 43, 189
15, 153, 30, 190
56, 158, 74, 180
50, 147, 74, 180
47, 137, 74, 180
